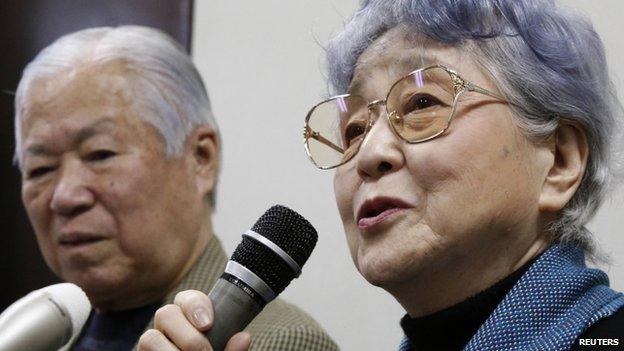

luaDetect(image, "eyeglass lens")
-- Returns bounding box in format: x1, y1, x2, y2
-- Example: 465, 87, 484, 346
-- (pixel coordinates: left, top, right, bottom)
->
306, 67, 455, 168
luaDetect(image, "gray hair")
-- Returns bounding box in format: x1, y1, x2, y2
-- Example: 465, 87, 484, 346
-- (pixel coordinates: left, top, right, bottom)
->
14, 25, 220, 204
327, 0, 623, 257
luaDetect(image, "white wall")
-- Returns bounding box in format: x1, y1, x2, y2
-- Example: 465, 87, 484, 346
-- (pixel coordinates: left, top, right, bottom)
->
557, 0, 624, 287
192, 1, 624, 349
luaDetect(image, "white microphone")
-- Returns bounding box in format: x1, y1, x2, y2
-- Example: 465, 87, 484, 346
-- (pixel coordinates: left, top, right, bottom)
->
0, 283, 91, 351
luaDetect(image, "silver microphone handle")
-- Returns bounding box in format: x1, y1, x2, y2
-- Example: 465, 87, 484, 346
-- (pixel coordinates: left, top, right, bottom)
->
205, 278, 264, 351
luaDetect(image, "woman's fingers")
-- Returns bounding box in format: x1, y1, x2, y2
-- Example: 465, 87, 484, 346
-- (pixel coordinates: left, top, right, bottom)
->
153, 303, 213, 351
173, 289, 214, 331
224, 332, 252, 351
138, 290, 250, 351
137, 329, 179, 351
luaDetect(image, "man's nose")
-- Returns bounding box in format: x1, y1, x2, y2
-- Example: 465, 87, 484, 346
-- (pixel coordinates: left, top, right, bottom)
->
356, 113, 404, 180
50, 162, 95, 217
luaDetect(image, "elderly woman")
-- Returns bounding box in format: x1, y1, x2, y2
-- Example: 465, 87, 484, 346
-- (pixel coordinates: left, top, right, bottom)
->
302, 0, 624, 349
142, 0, 623, 350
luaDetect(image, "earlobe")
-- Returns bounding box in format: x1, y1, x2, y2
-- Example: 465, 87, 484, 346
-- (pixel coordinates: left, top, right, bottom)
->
538, 123, 588, 212
189, 125, 219, 196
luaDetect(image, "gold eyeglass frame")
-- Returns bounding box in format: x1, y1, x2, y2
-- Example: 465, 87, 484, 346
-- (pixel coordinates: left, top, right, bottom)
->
303, 64, 507, 170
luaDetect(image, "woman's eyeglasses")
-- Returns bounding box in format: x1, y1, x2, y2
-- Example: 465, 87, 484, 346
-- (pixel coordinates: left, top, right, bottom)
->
303, 64, 506, 169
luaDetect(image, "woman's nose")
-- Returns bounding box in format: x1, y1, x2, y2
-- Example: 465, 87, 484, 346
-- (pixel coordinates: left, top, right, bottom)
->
50, 162, 95, 217
356, 114, 404, 179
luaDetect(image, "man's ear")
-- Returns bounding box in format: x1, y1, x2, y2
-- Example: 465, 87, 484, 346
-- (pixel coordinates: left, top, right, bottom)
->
538, 123, 588, 212
187, 125, 219, 198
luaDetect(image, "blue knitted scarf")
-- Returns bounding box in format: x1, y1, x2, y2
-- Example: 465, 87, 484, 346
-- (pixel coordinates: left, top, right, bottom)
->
398, 244, 624, 351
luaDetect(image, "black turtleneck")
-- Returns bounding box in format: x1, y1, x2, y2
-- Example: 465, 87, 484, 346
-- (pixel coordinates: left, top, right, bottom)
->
400, 255, 538, 351
399, 253, 624, 351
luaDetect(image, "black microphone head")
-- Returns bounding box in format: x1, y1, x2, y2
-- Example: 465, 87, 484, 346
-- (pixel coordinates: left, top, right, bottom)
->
231, 205, 318, 295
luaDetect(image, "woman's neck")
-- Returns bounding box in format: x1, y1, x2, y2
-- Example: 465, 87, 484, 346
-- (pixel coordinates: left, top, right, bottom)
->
389, 236, 551, 318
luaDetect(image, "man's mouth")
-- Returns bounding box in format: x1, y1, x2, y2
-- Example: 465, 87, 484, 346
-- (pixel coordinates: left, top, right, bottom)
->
356, 197, 412, 229
58, 233, 106, 247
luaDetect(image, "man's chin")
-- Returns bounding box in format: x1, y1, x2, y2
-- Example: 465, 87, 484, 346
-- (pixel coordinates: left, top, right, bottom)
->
61, 266, 133, 308
58, 240, 113, 267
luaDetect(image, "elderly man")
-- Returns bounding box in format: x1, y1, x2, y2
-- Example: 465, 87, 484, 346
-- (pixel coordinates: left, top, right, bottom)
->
14, 26, 337, 351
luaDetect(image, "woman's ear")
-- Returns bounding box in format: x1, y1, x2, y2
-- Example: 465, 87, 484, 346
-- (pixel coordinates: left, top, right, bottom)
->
188, 125, 219, 198
539, 123, 588, 212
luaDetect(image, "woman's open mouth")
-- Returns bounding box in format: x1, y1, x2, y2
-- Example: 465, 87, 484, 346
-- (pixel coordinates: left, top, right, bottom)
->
357, 197, 412, 229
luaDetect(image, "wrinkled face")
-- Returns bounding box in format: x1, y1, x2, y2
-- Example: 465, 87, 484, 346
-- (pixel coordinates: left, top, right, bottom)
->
333, 29, 550, 289
19, 63, 205, 308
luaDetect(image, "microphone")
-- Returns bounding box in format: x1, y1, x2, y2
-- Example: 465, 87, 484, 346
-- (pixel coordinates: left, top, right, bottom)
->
205, 205, 318, 350
0, 283, 91, 351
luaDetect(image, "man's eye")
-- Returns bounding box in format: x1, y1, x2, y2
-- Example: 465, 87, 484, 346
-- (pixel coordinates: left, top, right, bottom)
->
402, 93, 443, 115
87, 150, 116, 162
27, 166, 54, 179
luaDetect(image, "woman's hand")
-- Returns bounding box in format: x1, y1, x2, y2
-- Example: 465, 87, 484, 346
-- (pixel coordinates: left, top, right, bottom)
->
138, 290, 251, 351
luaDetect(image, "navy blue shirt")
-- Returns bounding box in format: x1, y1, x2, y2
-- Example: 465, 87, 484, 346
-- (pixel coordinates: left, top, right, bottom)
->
72, 302, 160, 351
